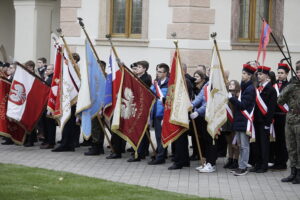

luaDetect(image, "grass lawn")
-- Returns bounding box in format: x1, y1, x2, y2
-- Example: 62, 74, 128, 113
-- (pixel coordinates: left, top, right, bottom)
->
0, 163, 222, 200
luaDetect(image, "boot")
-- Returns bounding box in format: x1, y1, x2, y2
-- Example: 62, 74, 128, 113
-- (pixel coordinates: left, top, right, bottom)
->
281, 167, 297, 182
223, 158, 233, 168
292, 169, 300, 184
228, 159, 238, 169
84, 145, 104, 156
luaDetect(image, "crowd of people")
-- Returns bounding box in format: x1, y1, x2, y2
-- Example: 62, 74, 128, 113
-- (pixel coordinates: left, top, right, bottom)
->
1, 55, 300, 184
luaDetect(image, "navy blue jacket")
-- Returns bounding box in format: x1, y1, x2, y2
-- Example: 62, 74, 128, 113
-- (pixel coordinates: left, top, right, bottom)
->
229, 80, 256, 132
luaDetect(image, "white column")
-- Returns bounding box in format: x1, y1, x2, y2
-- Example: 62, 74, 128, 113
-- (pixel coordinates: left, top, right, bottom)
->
14, 0, 55, 63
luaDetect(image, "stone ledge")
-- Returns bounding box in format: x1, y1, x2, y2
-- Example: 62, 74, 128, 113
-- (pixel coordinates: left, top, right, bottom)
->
60, 8, 77, 22
96, 38, 149, 47
60, 22, 81, 37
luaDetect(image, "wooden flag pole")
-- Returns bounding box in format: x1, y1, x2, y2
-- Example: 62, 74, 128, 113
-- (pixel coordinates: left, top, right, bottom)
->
77, 17, 106, 77
145, 128, 157, 157
191, 119, 205, 166
56, 28, 81, 79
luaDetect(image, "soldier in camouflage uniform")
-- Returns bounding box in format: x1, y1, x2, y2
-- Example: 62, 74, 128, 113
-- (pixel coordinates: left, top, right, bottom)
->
278, 62, 300, 184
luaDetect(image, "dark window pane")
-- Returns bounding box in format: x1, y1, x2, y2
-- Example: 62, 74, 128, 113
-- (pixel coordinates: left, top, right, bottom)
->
112, 0, 126, 34
255, 0, 270, 39
131, 0, 142, 34
239, 0, 250, 39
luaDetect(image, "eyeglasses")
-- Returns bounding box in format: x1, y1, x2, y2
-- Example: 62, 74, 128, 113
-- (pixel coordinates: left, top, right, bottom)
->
156, 70, 165, 73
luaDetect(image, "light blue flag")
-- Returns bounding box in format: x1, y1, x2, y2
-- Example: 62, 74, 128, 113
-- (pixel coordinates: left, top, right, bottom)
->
80, 41, 106, 138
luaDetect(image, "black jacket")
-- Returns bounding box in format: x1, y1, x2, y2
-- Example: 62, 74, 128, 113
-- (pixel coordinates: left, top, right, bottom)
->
45, 73, 53, 86
275, 79, 289, 114
229, 80, 256, 132
254, 81, 277, 126
139, 72, 152, 87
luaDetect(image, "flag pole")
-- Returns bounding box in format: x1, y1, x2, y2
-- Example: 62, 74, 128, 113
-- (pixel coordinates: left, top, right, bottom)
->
105, 34, 158, 155
105, 34, 158, 97
211, 32, 228, 85
259, 17, 299, 80
171, 32, 204, 166
56, 28, 81, 78
77, 17, 106, 77
97, 115, 115, 153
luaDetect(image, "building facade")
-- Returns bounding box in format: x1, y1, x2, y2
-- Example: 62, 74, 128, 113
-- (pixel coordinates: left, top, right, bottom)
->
1, 0, 299, 80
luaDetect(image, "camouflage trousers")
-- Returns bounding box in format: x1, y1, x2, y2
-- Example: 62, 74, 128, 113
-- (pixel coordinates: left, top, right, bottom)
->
285, 124, 300, 169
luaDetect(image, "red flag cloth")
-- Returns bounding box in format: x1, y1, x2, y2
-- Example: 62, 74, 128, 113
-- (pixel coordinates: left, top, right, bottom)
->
6, 65, 50, 131
0, 78, 26, 144
48, 46, 62, 117
257, 19, 272, 65
111, 67, 156, 150
161, 51, 192, 147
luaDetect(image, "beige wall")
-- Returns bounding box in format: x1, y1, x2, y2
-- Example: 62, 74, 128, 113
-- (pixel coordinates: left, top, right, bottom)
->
0, 0, 15, 62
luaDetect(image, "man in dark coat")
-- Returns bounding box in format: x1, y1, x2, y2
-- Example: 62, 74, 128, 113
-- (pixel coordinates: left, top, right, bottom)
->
269, 63, 290, 170
229, 63, 256, 176
251, 66, 277, 173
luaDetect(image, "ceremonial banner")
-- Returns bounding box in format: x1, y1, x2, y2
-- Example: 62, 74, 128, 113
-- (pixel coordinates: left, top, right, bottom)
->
103, 50, 122, 120
161, 50, 192, 147
0, 78, 26, 144
76, 41, 106, 138
205, 47, 228, 139
7, 65, 50, 131
111, 67, 155, 151
55, 49, 80, 129
257, 19, 272, 65
48, 46, 63, 116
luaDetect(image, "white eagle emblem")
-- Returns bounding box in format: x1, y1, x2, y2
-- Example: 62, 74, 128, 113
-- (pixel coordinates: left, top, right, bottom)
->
8, 81, 27, 105
121, 87, 137, 119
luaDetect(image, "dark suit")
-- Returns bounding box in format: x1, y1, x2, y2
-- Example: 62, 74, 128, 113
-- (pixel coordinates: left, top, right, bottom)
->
253, 82, 277, 170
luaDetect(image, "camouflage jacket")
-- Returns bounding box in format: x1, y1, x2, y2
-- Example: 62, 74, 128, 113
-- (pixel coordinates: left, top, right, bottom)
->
278, 78, 300, 125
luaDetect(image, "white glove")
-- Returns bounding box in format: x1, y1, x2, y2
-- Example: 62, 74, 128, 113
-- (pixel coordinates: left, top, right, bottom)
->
190, 111, 199, 119
47, 110, 51, 116
264, 126, 270, 130
159, 96, 163, 102
228, 92, 232, 98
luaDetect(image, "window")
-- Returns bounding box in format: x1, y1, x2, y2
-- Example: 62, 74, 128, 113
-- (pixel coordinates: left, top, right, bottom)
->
110, 0, 143, 38
238, 0, 272, 42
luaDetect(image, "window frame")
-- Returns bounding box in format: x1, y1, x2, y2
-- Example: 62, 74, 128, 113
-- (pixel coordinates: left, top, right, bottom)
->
231, 0, 284, 49
238, 0, 273, 43
110, 0, 143, 39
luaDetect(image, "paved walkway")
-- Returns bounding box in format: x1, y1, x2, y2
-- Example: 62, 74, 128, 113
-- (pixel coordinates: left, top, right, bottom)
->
0, 138, 299, 200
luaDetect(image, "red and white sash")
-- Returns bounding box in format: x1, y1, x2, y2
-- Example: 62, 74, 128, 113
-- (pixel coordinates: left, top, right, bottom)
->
256, 88, 268, 115
273, 84, 289, 113
226, 104, 233, 123
239, 93, 255, 139
154, 80, 164, 99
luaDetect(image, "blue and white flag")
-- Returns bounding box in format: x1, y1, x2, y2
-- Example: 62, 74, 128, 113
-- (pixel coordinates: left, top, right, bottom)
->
76, 41, 106, 138
103, 54, 113, 111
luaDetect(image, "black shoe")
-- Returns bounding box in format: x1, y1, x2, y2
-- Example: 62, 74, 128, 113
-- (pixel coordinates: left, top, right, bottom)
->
189, 154, 199, 161
148, 159, 165, 165
51, 145, 75, 152
106, 153, 121, 159
224, 158, 233, 168
292, 169, 300, 184
127, 157, 141, 162
168, 164, 183, 170
24, 142, 34, 147
1, 138, 14, 145
228, 159, 238, 169
84, 147, 104, 156
256, 168, 268, 173
269, 164, 287, 171
80, 140, 92, 146
234, 168, 248, 176
282, 167, 297, 182
249, 166, 260, 172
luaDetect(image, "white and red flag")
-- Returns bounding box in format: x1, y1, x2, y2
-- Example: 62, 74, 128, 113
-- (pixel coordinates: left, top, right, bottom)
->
6, 64, 50, 131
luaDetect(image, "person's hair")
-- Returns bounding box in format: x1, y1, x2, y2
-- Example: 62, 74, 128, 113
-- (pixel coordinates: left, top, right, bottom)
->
0, 61, 3, 67
193, 70, 206, 80
157, 63, 169, 74
268, 71, 276, 85
130, 62, 137, 69
136, 60, 149, 71
25, 60, 35, 70
229, 80, 241, 92
3, 62, 10, 68
72, 53, 80, 63
197, 65, 206, 73
38, 57, 47, 64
